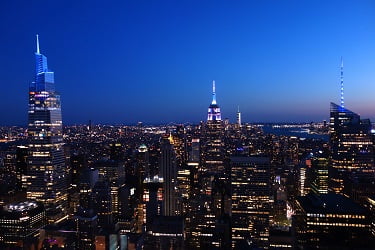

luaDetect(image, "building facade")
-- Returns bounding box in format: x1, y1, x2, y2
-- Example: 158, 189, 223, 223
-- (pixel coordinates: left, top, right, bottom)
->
160, 135, 178, 216
231, 156, 272, 248
293, 193, 373, 248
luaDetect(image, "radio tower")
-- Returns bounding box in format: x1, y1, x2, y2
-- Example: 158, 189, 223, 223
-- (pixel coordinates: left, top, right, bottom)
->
340, 57, 344, 108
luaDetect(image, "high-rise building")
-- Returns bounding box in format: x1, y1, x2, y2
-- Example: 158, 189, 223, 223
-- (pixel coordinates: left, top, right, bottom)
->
236, 106, 241, 128
207, 80, 221, 122
293, 193, 373, 249
308, 149, 329, 195
329, 102, 374, 194
187, 81, 227, 248
0, 201, 46, 249
203, 80, 225, 177
160, 135, 178, 216
0, 151, 17, 199
136, 144, 150, 179
298, 163, 309, 196
189, 138, 200, 163
26, 35, 68, 223
70, 153, 87, 190
143, 176, 163, 230
231, 156, 272, 248
93, 180, 113, 231
94, 159, 125, 216
16, 146, 28, 191
75, 206, 97, 250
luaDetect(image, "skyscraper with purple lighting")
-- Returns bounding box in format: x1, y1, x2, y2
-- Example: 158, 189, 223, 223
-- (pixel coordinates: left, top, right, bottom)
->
203, 80, 225, 176
207, 80, 221, 122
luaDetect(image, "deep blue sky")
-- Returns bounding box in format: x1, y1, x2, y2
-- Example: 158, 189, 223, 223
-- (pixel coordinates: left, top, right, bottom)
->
1, 0, 375, 125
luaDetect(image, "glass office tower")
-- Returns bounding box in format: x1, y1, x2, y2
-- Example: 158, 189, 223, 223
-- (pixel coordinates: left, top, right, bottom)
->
26, 35, 68, 223
329, 102, 374, 194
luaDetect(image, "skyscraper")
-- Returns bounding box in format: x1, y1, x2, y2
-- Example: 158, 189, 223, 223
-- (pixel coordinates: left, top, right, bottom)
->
0, 201, 46, 249
207, 80, 221, 122
231, 156, 272, 248
236, 106, 241, 128
329, 102, 374, 194
203, 80, 225, 176
308, 149, 329, 195
160, 135, 178, 216
187, 81, 228, 248
293, 193, 373, 249
26, 35, 68, 223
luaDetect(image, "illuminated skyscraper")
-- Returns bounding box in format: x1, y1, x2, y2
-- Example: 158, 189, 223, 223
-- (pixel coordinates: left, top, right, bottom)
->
94, 159, 125, 216
329, 103, 374, 194
160, 135, 178, 216
26, 35, 68, 223
187, 81, 228, 248
203, 80, 225, 176
236, 106, 241, 128
207, 80, 221, 121
0, 201, 46, 248
293, 193, 373, 249
308, 149, 329, 195
16, 146, 28, 191
231, 156, 271, 248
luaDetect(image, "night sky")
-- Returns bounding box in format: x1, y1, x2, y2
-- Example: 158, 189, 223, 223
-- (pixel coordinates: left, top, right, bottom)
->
1, 0, 375, 125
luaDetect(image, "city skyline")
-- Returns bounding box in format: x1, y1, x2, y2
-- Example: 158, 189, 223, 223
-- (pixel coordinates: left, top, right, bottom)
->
1, 1, 375, 124
0, 19, 374, 246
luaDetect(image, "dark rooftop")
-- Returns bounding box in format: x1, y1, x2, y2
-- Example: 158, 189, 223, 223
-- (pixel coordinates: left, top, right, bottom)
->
297, 193, 367, 214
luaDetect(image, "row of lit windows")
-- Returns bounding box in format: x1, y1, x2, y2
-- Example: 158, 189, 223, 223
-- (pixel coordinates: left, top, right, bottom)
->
307, 213, 365, 219
307, 222, 366, 227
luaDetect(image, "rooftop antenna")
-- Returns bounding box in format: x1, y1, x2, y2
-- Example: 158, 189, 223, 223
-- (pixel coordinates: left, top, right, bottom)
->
36, 34, 40, 54
340, 57, 344, 108
212, 80, 217, 105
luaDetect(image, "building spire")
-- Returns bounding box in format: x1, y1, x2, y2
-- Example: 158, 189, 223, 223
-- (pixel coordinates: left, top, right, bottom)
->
340, 57, 344, 108
212, 80, 217, 105
36, 34, 40, 54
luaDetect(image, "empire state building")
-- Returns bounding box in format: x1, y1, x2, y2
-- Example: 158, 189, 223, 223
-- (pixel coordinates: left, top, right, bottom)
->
203, 80, 225, 176
26, 35, 68, 223
207, 80, 221, 121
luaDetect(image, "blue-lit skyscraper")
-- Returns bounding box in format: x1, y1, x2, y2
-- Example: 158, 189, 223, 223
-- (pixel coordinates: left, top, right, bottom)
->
26, 35, 68, 223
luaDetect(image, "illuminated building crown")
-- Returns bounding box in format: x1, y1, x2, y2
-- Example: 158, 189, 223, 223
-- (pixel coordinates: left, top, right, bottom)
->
207, 80, 222, 121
